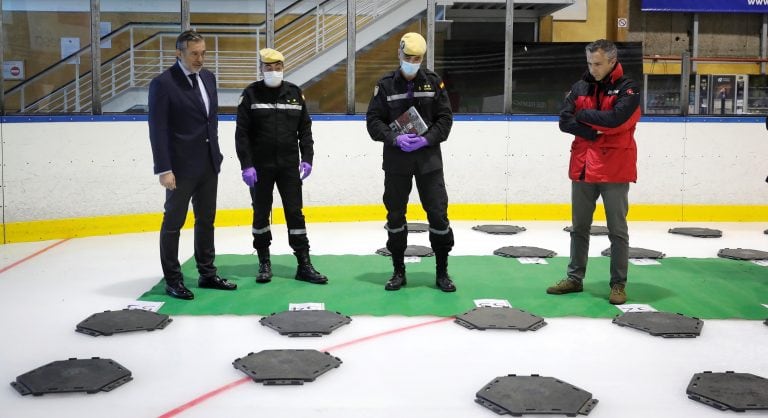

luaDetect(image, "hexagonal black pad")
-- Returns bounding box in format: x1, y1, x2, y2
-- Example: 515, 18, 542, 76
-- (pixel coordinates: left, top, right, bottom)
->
687, 371, 768, 412
76, 309, 172, 336
717, 248, 768, 260
472, 225, 527, 235
259, 310, 351, 337
612, 312, 703, 338
494, 246, 556, 258
601, 247, 665, 259
382, 222, 429, 233
376, 245, 433, 257
476, 374, 598, 416
11, 357, 132, 396
455, 307, 546, 331
668, 227, 722, 238
564, 225, 609, 235
233, 349, 342, 385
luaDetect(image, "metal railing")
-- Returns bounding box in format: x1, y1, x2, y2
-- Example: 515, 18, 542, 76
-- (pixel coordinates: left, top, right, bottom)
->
4, 0, 412, 114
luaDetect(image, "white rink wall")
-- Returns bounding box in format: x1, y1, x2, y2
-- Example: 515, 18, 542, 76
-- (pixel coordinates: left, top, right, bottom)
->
2, 116, 767, 223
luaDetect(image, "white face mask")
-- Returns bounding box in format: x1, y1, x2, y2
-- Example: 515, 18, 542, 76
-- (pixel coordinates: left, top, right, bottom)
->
400, 60, 420, 77
263, 71, 283, 87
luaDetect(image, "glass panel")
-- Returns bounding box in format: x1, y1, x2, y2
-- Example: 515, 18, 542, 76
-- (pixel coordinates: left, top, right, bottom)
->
645, 74, 682, 115
510, 42, 642, 114
3, 0, 92, 114
191, 0, 266, 114
286, 0, 348, 114
747, 74, 768, 114
100, 0, 180, 113
435, 21, 505, 113
351, 13, 427, 114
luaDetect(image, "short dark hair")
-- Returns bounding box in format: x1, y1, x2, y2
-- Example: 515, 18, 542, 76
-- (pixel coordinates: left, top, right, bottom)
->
176, 30, 204, 51
585, 39, 617, 60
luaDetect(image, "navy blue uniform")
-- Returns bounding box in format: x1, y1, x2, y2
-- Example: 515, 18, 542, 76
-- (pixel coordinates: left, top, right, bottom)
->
366, 68, 454, 257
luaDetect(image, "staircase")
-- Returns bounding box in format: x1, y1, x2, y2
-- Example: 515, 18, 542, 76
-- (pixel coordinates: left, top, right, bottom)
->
3, 0, 425, 114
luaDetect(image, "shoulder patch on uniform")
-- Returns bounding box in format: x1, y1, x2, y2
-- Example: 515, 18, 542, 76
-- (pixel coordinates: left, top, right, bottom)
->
626, 88, 637, 95
439, 81, 445, 89
374, 85, 379, 97
238, 95, 244, 105
302, 94, 305, 101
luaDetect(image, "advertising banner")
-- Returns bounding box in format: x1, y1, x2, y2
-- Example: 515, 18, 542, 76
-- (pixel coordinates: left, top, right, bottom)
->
642, 0, 768, 13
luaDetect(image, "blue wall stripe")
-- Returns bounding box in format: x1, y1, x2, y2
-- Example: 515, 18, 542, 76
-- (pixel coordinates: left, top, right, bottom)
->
1, 114, 765, 123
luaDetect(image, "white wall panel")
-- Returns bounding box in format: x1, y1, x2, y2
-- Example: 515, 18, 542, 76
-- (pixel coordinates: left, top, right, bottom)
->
2, 119, 767, 223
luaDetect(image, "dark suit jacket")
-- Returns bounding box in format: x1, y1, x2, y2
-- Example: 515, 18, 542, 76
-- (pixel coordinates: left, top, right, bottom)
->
148, 62, 223, 178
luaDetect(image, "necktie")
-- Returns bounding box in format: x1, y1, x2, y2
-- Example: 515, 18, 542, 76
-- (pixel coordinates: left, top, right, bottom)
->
406, 81, 414, 99
188, 73, 207, 112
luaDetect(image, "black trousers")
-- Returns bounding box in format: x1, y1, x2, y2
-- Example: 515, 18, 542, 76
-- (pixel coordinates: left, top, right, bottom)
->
250, 165, 310, 251
159, 163, 218, 282
384, 169, 454, 256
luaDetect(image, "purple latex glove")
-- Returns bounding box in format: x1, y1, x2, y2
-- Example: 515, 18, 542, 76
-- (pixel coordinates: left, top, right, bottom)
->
395, 134, 411, 150
241, 167, 257, 187
299, 162, 312, 180
401, 134, 428, 152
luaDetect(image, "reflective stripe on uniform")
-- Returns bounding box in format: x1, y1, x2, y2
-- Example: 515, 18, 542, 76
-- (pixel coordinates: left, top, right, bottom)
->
429, 226, 451, 235
288, 228, 307, 235
385, 93, 409, 102
385, 224, 406, 233
252, 226, 271, 234
386, 91, 436, 102
250, 103, 302, 110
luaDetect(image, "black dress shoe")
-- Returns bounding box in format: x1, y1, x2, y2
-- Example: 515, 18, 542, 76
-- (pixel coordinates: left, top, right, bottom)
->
165, 281, 194, 300
198, 275, 237, 290
436, 275, 456, 292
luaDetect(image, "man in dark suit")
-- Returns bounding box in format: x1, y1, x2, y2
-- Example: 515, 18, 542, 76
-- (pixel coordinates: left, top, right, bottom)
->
148, 30, 236, 300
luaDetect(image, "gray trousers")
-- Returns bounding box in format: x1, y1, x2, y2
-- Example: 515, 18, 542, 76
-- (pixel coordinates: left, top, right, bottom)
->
567, 181, 630, 286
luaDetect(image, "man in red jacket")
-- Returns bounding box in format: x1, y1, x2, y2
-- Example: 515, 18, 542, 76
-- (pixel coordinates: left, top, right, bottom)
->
546, 39, 640, 305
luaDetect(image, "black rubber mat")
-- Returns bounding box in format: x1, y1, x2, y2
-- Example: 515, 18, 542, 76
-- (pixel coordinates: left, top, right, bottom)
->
612, 311, 703, 338
11, 358, 132, 396
376, 245, 434, 257
233, 349, 341, 385
260, 310, 351, 337
687, 371, 768, 412
476, 374, 598, 416
601, 247, 665, 259
668, 227, 722, 238
493, 246, 556, 258
472, 224, 526, 235
455, 306, 546, 331
76, 309, 172, 336
564, 225, 609, 235
717, 248, 768, 260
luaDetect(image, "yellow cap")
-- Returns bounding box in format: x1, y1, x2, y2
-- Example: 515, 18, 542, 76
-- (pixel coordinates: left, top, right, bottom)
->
259, 48, 284, 64
399, 32, 426, 56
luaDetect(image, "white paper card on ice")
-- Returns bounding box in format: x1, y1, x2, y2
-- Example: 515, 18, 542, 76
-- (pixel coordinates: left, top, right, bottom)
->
126, 301, 164, 312
615, 304, 657, 313
473, 299, 512, 308
517, 257, 548, 264
629, 258, 661, 266
289, 302, 325, 311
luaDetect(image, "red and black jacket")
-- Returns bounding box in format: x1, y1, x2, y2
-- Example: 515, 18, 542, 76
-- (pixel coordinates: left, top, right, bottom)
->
559, 62, 641, 183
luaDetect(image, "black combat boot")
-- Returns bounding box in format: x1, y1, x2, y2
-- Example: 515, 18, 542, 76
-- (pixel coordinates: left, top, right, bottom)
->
385, 253, 407, 291
435, 251, 456, 292
255, 248, 272, 283
294, 249, 328, 284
